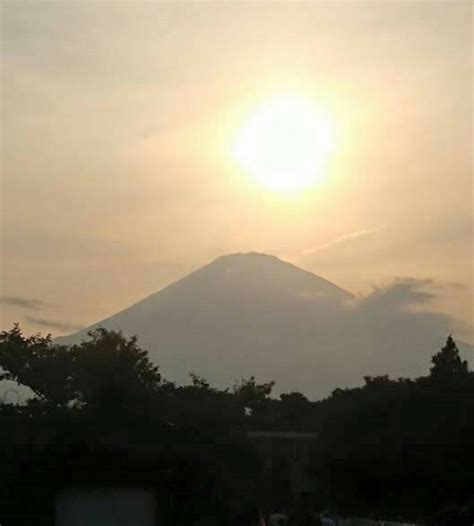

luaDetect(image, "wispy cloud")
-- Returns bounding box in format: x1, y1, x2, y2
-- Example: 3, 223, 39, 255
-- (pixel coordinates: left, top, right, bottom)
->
0, 295, 50, 311
302, 226, 387, 255
25, 317, 83, 332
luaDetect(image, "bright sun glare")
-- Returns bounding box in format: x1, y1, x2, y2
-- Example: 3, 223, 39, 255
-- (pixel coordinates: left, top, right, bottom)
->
232, 94, 336, 193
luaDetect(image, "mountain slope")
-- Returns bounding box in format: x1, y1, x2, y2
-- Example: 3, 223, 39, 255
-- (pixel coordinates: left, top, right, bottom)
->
57, 253, 461, 398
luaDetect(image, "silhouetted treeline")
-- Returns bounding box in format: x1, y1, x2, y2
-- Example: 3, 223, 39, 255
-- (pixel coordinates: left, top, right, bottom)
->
0, 325, 473, 524
310, 335, 474, 524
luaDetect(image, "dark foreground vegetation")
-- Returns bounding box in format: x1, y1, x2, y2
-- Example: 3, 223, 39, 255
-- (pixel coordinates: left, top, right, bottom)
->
0, 325, 473, 525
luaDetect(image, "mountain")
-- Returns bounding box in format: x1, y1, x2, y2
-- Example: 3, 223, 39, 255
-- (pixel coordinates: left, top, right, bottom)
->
57, 253, 462, 398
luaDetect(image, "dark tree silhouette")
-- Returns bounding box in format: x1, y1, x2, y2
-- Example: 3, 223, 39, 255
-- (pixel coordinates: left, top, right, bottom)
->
0, 326, 263, 525
70, 327, 162, 410
0, 325, 162, 408
1, 325, 473, 524
233, 376, 274, 407
430, 334, 469, 380
0, 323, 74, 405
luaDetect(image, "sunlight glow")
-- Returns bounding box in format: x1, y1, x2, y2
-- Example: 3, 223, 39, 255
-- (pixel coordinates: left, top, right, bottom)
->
232, 94, 336, 192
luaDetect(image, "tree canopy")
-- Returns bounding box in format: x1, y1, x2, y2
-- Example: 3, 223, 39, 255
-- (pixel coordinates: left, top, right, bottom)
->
0, 326, 473, 525
430, 334, 469, 380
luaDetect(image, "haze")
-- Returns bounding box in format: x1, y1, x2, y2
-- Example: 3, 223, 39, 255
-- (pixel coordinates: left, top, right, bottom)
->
1, 1, 472, 343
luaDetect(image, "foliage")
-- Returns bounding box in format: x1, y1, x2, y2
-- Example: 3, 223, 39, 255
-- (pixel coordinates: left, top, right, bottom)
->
430, 334, 469, 380
0, 326, 473, 524
310, 337, 474, 523
0, 324, 72, 404
0, 325, 162, 410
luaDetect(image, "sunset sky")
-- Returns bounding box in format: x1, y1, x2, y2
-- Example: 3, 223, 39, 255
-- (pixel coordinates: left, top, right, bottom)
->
1, 1, 472, 341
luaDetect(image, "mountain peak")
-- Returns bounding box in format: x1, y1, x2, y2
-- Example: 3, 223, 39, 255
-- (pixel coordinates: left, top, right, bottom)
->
56, 254, 354, 348
217, 251, 280, 260
54, 253, 456, 398
211, 252, 283, 267
198, 252, 353, 301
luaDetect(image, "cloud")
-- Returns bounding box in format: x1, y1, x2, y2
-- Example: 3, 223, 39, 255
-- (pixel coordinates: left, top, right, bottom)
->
25, 317, 83, 332
357, 278, 436, 309
0, 295, 50, 311
302, 226, 387, 255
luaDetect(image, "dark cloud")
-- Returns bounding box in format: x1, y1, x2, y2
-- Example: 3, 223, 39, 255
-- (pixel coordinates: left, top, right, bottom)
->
0, 295, 49, 311
25, 317, 83, 332
357, 278, 436, 309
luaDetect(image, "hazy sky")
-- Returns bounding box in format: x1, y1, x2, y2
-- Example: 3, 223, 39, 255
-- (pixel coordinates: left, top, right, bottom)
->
1, 1, 472, 341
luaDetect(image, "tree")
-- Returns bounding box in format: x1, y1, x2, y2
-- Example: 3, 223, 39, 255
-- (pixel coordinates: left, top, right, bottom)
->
0, 324, 75, 405
430, 335, 469, 381
0, 326, 264, 524
310, 336, 474, 520
274, 392, 314, 430
71, 327, 162, 410
233, 376, 274, 407
0, 325, 162, 408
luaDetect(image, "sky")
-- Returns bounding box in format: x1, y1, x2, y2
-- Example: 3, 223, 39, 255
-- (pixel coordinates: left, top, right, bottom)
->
1, 1, 472, 343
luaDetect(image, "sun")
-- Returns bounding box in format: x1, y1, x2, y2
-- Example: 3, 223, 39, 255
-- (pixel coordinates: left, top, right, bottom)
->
232, 94, 336, 193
